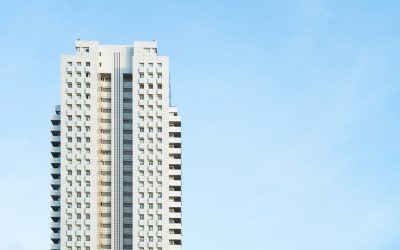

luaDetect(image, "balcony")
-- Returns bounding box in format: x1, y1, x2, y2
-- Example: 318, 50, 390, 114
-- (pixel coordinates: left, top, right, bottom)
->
50, 221, 60, 229
50, 243, 60, 250
169, 148, 181, 155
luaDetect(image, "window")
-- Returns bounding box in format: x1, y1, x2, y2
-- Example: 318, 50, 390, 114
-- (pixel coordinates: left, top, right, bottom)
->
84, 47, 89, 52
157, 128, 162, 132
157, 74, 162, 78
158, 215, 162, 220
139, 214, 144, 220
139, 84, 144, 89
157, 63, 162, 68
157, 84, 162, 89
149, 63, 153, 67
86, 72, 90, 77
86, 137, 90, 143
157, 204, 162, 209
139, 63, 144, 67
86, 83, 90, 88
139, 73, 144, 78
139, 127, 144, 132
140, 203, 144, 209
68, 62, 72, 66
86, 62, 90, 67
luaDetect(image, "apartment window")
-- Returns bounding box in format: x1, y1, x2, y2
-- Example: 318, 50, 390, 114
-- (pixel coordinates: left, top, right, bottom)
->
85, 126, 90, 132
157, 63, 162, 68
77, 83, 81, 88
86, 214, 90, 219
86, 170, 90, 175
77, 62, 81, 66
140, 203, 144, 209
157, 193, 162, 198
157, 128, 162, 132
86, 72, 90, 77
68, 236, 72, 241
77, 170, 81, 175
157, 74, 162, 78
77, 192, 81, 198
157, 204, 162, 209
139, 63, 144, 67
67, 83, 72, 88
67, 72, 72, 77
84, 47, 89, 52
139, 215, 144, 220
139, 73, 144, 78
140, 160, 144, 165
158, 215, 162, 220
86, 62, 90, 67
149, 63, 153, 67
77, 137, 81, 143
67, 170, 72, 175
157, 84, 162, 89
68, 61, 72, 66
67, 115, 72, 121
67, 126, 72, 132
86, 137, 90, 142
139, 95, 144, 100
77, 72, 82, 77
139, 84, 144, 89
86, 116, 90, 121
85, 94, 90, 99
86, 203, 90, 208
139, 127, 144, 132
86, 236, 90, 241
86, 83, 90, 88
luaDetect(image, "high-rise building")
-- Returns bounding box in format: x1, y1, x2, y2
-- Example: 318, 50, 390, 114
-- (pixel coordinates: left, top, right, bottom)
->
50, 40, 182, 250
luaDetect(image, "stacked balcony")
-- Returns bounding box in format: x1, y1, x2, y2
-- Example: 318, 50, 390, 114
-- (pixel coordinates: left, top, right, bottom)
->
50, 105, 61, 250
168, 107, 182, 248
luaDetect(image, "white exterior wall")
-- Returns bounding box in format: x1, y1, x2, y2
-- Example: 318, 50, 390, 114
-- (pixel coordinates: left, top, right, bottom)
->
52, 40, 182, 250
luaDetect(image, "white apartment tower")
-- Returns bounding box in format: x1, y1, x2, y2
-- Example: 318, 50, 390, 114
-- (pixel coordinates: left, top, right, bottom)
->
50, 40, 182, 250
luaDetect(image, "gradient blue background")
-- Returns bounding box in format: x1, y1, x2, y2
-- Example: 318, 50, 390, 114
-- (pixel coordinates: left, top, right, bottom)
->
1, 1, 400, 249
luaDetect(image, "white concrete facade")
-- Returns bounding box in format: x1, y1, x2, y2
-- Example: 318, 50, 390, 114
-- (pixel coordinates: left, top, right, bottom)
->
50, 40, 182, 250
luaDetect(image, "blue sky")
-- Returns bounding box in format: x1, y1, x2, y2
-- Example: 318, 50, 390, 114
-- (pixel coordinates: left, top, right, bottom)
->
1, 0, 400, 249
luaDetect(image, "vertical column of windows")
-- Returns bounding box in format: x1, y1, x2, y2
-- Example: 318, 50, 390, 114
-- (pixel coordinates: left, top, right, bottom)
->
65, 60, 93, 250
137, 61, 164, 250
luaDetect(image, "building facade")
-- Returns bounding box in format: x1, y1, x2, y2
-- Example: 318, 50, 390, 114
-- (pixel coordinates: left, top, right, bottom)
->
50, 40, 182, 250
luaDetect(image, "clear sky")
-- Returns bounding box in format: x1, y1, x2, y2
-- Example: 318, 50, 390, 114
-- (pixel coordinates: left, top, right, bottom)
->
1, 0, 400, 249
